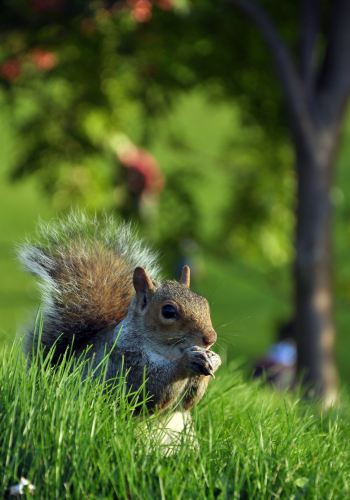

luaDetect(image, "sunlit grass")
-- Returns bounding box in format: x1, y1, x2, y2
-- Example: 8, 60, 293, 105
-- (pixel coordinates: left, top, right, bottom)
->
1, 340, 350, 498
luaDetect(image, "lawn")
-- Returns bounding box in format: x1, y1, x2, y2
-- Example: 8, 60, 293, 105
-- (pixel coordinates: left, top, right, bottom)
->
1, 343, 349, 498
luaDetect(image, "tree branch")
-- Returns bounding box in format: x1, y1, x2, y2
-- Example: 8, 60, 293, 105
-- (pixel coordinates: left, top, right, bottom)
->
299, 0, 320, 95
318, 0, 350, 124
226, 0, 315, 148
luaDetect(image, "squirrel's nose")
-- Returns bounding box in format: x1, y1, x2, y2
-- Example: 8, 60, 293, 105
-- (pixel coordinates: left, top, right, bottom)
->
202, 329, 217, 348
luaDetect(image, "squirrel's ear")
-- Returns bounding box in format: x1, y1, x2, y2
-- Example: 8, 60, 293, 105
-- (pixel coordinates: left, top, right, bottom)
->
133, 267, 155, 295
179, 265, 191, 288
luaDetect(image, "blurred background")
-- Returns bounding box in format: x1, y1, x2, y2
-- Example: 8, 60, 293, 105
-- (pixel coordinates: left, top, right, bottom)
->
0, 1, 349, 397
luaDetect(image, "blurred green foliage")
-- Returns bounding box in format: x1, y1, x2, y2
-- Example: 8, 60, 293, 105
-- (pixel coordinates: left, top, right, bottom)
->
0, 0, 296, 271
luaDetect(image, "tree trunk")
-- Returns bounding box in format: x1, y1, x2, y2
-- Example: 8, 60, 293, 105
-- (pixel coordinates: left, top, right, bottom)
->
294, 132, 338, 406
227, 0, 350, 404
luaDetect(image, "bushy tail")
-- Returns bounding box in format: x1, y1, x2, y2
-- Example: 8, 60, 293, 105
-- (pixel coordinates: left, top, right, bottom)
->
18, 212, 160, 355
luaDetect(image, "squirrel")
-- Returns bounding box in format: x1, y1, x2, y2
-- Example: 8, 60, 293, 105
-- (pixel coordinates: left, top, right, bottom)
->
18, 212, 221, 413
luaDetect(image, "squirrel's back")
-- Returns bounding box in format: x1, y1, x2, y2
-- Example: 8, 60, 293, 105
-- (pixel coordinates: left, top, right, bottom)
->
18, 212, 160, 356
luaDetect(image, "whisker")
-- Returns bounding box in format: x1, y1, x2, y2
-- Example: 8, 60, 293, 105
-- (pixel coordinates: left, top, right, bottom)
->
215, 320, 237, 330
173, 338, 185, 346
167, 337, 186, 346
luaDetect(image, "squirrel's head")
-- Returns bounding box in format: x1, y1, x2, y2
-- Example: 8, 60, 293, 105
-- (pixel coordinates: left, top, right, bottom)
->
129, 265, 217, 351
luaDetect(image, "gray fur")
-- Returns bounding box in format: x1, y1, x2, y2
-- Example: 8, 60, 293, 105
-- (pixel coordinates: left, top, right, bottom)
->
18, 212, 221, 412
17, 212, 160, 358
19, 212, 160, 278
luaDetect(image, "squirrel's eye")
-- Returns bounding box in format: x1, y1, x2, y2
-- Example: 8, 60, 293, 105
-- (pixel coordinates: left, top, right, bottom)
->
161, 304, 179, 320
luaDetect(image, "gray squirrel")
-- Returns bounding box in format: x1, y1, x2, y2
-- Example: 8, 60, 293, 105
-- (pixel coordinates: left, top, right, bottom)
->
19, 213, 221, 413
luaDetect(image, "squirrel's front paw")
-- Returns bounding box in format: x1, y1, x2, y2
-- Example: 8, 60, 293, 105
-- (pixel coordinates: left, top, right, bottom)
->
183, 346, 221, 377
206, 350, 222, 373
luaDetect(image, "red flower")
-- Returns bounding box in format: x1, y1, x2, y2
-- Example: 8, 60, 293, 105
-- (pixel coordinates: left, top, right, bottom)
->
127, 0, 153, 23
0, 58, 21, 81
31, 50, 58, 71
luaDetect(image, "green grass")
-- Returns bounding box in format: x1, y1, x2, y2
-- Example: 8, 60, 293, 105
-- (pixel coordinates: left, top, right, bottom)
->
1, 343, 350, 498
